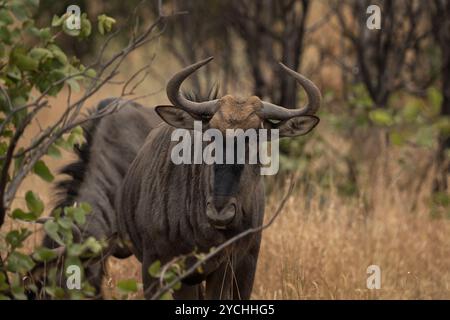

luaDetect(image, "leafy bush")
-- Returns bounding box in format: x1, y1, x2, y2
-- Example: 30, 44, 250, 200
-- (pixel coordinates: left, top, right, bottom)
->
0, 0, 123, 299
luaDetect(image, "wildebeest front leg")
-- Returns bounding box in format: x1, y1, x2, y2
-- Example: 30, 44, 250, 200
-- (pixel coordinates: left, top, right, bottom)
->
205, 240, 261, 300
231, 247, 260, 300
228, 239, 261, 300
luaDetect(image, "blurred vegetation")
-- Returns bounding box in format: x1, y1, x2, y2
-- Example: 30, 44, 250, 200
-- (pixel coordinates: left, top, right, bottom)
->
0, 0, 449, 299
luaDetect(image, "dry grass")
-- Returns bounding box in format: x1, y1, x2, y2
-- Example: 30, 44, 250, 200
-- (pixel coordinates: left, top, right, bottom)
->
253, 182, 450, 299
100, 162, 450, 300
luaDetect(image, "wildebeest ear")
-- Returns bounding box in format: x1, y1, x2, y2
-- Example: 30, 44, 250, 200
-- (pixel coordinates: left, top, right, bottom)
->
155, 105, 198, 129
269, 115, 319, 138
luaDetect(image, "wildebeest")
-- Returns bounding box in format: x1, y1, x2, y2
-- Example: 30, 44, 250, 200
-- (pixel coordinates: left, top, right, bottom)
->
116, 57, 321, 299
39, 99, 161, 298
40, 57, 321, 299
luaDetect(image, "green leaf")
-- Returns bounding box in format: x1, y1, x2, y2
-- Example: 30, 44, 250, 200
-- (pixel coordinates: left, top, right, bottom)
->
11, 208, 37, 221
117, 279, 138, 293
148, 260, 161, 277
47, 144, 62, 158
0, 273, 9, 291
44, 220, 64, 246
369, 109, 394, 126
160, 291, 174, 300
82, 237, 102, 255
37, 27, 51, 41
57, 216, 72, 230
401, 101, 421, 122
427, 87, 443, 111
67, 78, 80, 92
0, 9, 14, 26
415, 126, 435, 148
0, 142, 7, 155
0, 26, 11, 45
51, 15, 64, 27
6, 251, 35, 273
65, 125, 85, 148
25, 190, 44, 216
80, 202, 92, 214
33, 160, 54, 182
6, 228, 32, 249
85, 68, 96, 78
10, 1, 29, 21
6, 64, 21, 81
79, 14, 92, 39
29, 47, 53, 63
32, 247, 58, 262
98, 14, 116, 35
435, 117, 450, 137
48, 45, 68, 65
73, 207, 86, 225
13, 52, 39, 71
67, 243, 83, 257
35, 68, 66, 96
389, 131, 406, 146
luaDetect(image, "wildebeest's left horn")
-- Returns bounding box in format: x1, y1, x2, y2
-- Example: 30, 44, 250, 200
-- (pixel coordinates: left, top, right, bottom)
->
259, 63, 321, 120
166, 57, 219, 118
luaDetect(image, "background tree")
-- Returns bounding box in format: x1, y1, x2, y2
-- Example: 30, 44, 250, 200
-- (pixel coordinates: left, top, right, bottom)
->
332, 0, 432, 108
430, 0, 450, 193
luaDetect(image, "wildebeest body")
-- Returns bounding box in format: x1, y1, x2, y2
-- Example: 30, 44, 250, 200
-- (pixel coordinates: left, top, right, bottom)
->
116, 124, 265, 299
41, 99, 161, 296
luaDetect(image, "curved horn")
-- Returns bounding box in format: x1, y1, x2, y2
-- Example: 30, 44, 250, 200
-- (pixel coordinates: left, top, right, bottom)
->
259, 62, 322, 120
166, 57, 219, 117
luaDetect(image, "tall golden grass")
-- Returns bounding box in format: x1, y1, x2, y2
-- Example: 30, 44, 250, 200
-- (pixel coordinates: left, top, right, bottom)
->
99, 132, 450, 300
254, 180, 450, 299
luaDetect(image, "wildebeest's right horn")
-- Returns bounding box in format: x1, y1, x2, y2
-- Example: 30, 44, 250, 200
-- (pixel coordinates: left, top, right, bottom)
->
166, 57, 219, 118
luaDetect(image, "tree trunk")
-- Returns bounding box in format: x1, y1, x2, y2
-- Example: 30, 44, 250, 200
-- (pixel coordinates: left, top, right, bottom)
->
432, 0, 450, 193
433, 48, 450, 192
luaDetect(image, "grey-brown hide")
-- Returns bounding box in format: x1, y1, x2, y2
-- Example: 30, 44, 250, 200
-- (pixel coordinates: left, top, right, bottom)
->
116, 122, 265, 299
40, 99, 160, 298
